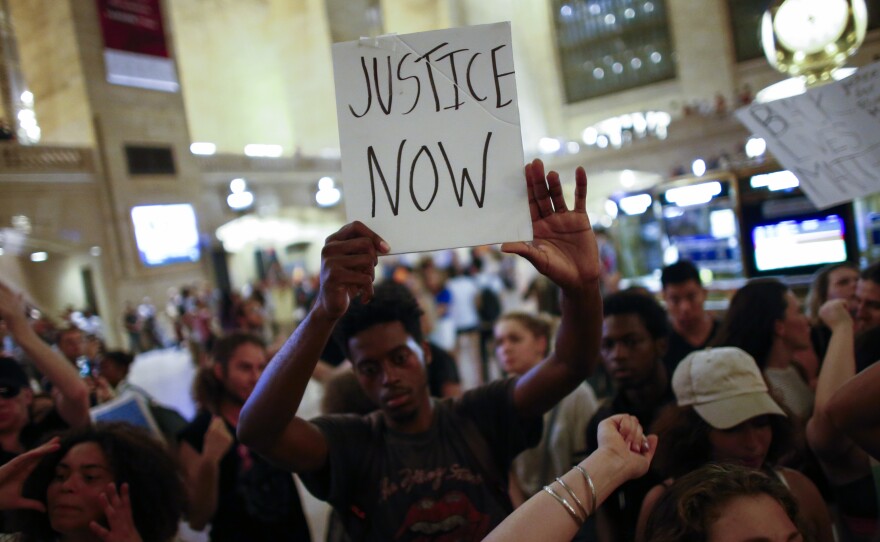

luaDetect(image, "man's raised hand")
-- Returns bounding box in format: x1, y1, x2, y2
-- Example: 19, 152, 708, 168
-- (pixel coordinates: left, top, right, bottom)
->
501, 159, 600, 292
315, 221, 390, 320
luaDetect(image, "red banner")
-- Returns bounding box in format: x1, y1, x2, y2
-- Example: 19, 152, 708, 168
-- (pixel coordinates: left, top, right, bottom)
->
96, 0, 168, 58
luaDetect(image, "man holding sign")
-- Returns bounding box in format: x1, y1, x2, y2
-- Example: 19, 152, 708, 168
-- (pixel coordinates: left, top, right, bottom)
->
239, 159, 605, 541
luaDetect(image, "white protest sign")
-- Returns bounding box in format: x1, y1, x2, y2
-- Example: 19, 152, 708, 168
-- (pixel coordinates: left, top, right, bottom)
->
332, 22, 531, 254
735, 61, 880, 209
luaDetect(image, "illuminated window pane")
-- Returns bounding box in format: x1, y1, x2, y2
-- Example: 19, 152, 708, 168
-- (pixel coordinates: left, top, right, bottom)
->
553, 0, 676, 103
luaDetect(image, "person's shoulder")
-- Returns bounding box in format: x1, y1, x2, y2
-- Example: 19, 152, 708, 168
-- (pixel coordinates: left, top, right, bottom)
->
459, 376, 515, 401
312, 411, 375, 424
311, 412, 380, 437
777, 467, 827, 513
444, 377, 516, 419
778, 466, 819, 492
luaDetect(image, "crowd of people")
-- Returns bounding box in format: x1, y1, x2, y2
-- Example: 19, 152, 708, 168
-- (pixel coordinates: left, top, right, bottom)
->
0, 158, 878, 541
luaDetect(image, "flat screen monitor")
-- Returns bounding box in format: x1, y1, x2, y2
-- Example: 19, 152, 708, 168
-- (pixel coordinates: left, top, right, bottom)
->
751, 214, 847, 273
131, 204, 201, 267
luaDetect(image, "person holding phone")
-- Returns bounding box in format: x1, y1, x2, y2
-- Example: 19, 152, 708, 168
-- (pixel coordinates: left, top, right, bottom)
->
0, 279, 90, 464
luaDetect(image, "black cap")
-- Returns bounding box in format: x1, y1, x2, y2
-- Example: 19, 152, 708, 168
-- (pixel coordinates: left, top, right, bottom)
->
0, 357, 29, 388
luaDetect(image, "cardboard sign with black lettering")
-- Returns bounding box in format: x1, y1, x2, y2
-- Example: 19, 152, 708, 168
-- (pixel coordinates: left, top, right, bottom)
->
332, 22, 531, 253
735, 60, 880, 209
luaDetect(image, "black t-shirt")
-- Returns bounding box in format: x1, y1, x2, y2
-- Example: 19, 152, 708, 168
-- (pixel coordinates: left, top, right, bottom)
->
583, 388, 674, 542
299, 378, 542, 542
662, 319, 719, 377
427, 343, 460, 398
178, 411, 311, 542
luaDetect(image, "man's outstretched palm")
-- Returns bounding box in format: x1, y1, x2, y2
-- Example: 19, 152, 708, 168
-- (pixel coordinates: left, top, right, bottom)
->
502, 159, 600, 292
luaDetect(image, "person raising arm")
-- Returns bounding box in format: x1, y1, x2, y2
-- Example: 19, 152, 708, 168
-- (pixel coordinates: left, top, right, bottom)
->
0, 279, 90, 431
806, 299, 868, 476
806, 299, 878, 541
238, 158, 602, 469
826, 335, 880, 460
484, 414, 656, 542
238, 158, 605, 540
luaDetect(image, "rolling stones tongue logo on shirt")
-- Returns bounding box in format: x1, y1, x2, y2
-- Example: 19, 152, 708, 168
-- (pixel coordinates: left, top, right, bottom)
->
394, 491, 490, 541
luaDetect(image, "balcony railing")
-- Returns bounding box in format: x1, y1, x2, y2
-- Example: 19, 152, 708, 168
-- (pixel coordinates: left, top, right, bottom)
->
0, 142, 95, 173
196, 153, 340, 174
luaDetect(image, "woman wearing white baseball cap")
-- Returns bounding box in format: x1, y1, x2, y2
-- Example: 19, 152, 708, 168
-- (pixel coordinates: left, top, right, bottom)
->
635, 347, 833, 542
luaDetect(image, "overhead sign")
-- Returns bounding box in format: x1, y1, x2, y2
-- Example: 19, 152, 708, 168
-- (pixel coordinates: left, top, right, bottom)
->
736, 61, 880, 209
331, 22, 531, 254
96, 0, 179, 92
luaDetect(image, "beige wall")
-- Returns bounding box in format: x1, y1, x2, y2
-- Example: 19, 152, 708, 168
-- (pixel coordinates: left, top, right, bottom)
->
8, 0, 92, 145
381, 0, 452, 34
271, 0, 339, 154
168, 0, 295, 155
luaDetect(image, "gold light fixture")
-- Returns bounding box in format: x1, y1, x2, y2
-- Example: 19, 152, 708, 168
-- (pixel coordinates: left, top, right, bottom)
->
761, 0, 867, 87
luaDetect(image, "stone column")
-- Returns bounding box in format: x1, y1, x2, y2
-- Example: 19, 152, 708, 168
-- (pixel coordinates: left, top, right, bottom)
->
0, 0, 24, 136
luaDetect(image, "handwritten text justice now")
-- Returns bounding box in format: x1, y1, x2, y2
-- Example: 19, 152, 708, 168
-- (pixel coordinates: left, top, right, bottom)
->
346, 41, 515, 217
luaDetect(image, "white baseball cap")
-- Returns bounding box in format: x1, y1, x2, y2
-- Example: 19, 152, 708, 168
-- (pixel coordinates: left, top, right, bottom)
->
672, 347, 786, 429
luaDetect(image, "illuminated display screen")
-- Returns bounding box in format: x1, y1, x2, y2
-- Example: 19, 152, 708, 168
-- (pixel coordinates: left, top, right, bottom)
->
131, 204, 201, 267
752, 215, 846, 272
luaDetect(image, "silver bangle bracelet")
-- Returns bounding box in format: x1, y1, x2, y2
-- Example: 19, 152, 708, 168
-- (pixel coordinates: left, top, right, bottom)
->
573, 465, 598, 517
555, 476, 588, 519
542, 484, 585, 526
